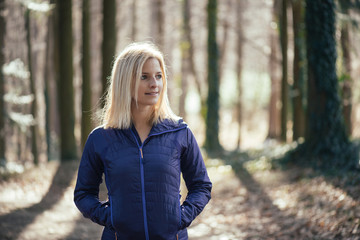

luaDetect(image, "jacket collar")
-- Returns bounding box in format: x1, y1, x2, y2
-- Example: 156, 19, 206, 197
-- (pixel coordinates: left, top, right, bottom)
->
149, 118, 187, 136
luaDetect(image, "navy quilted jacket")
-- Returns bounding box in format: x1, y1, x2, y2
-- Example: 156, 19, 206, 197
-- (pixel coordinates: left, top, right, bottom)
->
74, 119, 212, 240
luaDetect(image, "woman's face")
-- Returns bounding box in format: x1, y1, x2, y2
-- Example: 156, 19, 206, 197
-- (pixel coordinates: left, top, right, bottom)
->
134, 57, 163, 108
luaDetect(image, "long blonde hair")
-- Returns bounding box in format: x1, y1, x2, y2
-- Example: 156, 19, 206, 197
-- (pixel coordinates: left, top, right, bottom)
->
101, 42, 179, 129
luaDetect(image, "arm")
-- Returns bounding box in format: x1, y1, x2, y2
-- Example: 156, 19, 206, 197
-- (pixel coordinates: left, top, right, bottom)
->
73, 130, 112, 228
180, 128, 212, 229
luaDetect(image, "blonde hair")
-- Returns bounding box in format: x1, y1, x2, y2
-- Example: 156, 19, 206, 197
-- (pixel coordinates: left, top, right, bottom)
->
101, 42, 180, 129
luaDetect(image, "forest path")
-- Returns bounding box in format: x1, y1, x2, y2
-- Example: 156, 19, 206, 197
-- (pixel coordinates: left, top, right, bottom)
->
0, 156, 359, 240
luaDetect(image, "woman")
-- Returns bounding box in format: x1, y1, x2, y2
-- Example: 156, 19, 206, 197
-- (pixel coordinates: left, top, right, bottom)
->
74, 42, 212, 240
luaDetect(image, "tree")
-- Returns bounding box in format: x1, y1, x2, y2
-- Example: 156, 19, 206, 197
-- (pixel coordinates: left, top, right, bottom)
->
267, 0, 281, 140
101, 0, 116, 100
179, 0, 190, 119
131, 0, 137, 41
183, 0, 206, 118
291, 0, 306, 140
235, 0, 244, 149
0, 0, 5, 163
290, 0, 357, 169
151, 0, 164, 48
279, 0, 289, 142
25, 8, 38, 164
205, 0, 221, 152
338, 0, 353, 136
56, 0, 77, 160
81, 0, 92, 149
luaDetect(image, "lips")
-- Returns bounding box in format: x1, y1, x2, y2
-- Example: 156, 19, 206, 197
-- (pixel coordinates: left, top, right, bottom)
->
145, 92, 159, 96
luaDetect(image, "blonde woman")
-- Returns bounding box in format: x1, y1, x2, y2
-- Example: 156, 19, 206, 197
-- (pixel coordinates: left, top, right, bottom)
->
74, 42, 212, 240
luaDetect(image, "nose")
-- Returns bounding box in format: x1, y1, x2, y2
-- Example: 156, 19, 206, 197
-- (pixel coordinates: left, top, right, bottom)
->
149, 76, 158, 88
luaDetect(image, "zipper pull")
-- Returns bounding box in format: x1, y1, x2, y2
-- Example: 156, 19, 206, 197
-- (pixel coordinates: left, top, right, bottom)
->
140, 147, 144, 159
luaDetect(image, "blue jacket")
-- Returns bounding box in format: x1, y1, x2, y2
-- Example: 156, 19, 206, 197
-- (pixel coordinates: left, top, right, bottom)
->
74, 119, 212, 240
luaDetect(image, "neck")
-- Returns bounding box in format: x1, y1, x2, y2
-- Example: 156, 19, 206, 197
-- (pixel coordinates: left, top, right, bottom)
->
131, 102, 153, 128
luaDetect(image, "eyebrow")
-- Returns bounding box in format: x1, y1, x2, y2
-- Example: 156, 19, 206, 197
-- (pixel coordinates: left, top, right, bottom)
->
142, 72, 162, 74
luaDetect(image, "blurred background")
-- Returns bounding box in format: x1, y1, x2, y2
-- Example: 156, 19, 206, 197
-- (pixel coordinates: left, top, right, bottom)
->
0, 0, 359, 168
1, 0, 360, 239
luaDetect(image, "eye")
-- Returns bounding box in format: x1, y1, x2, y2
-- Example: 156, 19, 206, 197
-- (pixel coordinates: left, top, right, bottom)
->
141, 75, 147, 80
156, 74, 162, 80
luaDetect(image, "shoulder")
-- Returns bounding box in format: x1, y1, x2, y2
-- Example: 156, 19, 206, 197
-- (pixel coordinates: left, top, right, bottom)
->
87, 125, 120, 143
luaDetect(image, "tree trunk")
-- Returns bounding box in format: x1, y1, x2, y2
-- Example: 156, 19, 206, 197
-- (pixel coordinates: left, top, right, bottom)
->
205, 0, 221, 152
0, 0, 5, 162
101, 0, 116, 100
179, 0, 190, 119
151, 0, 164, 48
131, 0, 137, 41
304, 0, 353, 168
56, 0, 77, 161
81, 0, 92, 149
279, 0, 288, 142
183, 0, 205, 118
291, 0, 306, 140
235, 0, 244, 149
267, 0, 281, 140
218, 0, 231, 81
25, 9, 38, 164
339, 3, 352, 137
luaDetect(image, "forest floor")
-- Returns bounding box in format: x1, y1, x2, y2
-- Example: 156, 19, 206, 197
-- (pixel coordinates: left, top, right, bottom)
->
0, 144, 360, 240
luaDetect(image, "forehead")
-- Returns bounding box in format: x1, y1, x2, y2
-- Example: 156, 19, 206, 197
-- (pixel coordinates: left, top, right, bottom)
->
142, 58, 161, 71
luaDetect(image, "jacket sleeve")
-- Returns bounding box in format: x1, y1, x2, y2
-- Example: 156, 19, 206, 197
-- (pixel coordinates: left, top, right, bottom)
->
73, 130, 113, 228
180, 127, 212, 229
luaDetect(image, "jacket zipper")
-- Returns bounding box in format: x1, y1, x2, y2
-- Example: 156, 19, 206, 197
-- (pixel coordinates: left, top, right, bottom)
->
130, 129, 150, 240
130, 126, 187, 239
139, 146, 149, 240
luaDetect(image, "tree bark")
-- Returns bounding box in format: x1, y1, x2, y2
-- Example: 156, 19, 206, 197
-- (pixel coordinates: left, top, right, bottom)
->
235, 0, 244, 149
101, 0, 116, 100
205, 0, 221, 152
25, 9, 38, 164
81, 0, 92, 149
291, 0, 306, 140
339, 3, 353, 137
279, 0, 288, 142
304, 0, 353, 168
267, 0, 281, 140
56, 0, 77, 160
0, 0, 6, 162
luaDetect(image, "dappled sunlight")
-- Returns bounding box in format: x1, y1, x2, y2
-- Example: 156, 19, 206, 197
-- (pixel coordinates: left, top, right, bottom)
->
0, 161, 59, 214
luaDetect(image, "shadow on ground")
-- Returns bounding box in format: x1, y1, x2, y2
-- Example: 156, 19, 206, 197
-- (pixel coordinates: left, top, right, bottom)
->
0, 161, 78, 240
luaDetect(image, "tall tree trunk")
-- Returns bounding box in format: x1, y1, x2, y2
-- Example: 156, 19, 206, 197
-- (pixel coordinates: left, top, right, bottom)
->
218, 0, 231, 81
267, 0, 281, 140
0, 0, 5, 162
179, 0, 190, 119
25, 9, 38, 164
291, 0, 306, 140
131, 0, 137, 41
339, 2, 353, 137
151, 0, 164, 48
304, 0, 354, 168
235, 0, 244, 149
101, 0, 116, 100
279, 0, 289, 142
81, 0, 92, 149
183, 0, 205, 118
205, 0, 221, 152
56, 0, 77, 161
